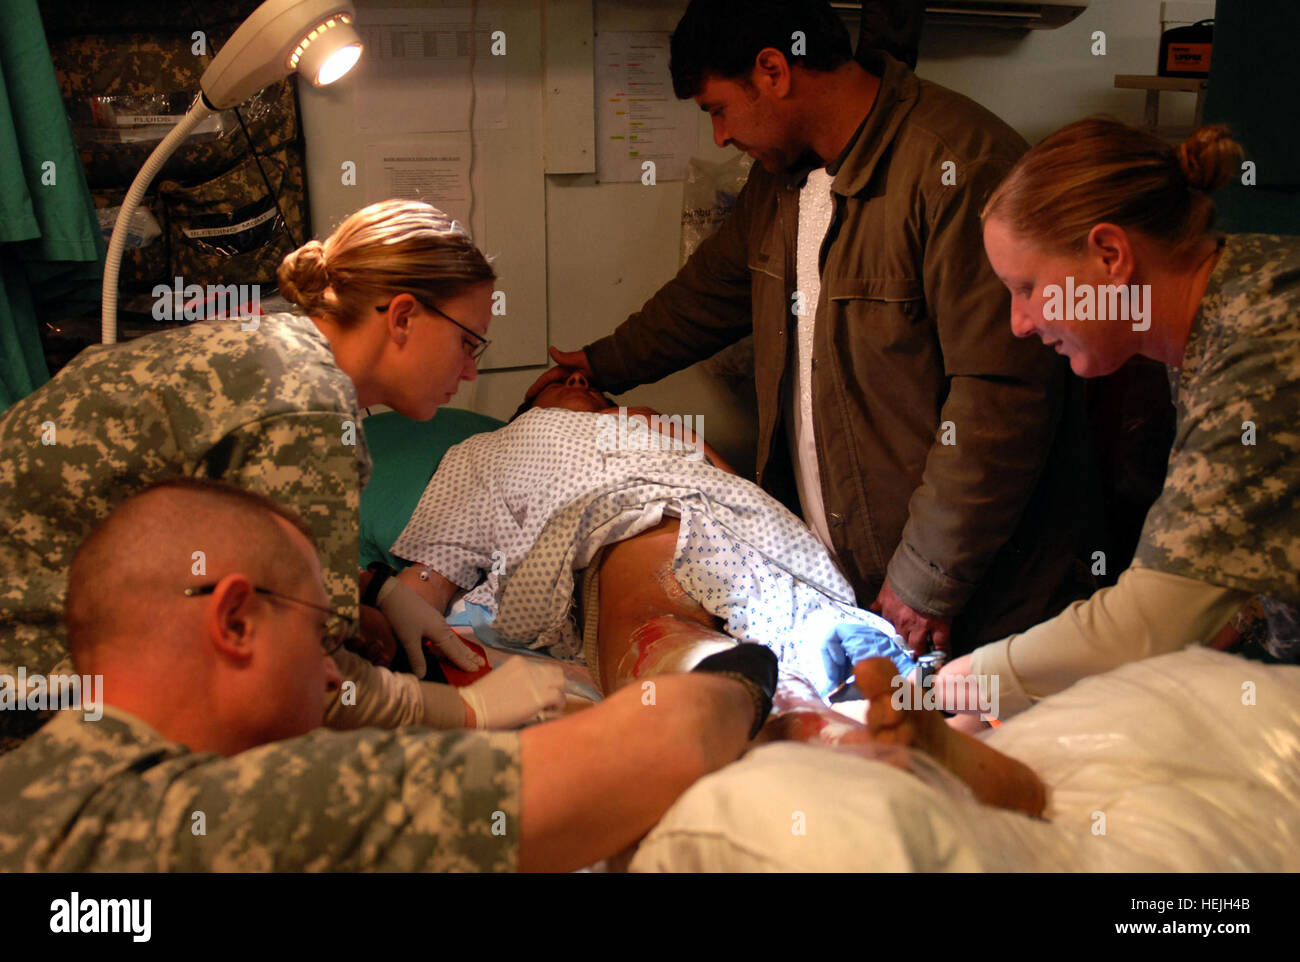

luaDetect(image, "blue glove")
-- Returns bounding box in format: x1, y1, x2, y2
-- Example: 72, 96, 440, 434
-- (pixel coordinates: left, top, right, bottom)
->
821, 621, 916, 699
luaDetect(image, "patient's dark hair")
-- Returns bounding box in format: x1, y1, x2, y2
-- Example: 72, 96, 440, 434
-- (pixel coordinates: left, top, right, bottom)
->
670, 0, 854, 99
508, 397, 535, 423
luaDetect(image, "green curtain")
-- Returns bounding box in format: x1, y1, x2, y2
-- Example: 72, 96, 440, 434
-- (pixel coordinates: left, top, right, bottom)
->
0, 0, 104, 413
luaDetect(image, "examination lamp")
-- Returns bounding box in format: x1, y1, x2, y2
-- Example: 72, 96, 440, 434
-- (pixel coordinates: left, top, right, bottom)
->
101, 0, 363, 343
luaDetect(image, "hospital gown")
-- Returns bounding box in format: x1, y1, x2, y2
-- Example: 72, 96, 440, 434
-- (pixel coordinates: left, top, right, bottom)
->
392, 408, 915, 697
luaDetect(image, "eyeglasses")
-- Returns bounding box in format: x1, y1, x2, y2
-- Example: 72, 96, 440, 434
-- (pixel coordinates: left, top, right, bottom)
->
182, 584, 354, 656
377, 297, 491, 361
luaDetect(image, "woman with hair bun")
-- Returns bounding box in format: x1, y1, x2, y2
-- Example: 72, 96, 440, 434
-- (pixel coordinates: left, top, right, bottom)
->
276, 200, 497, 421
937, 119, 1300, 720
0, 200, 564, 750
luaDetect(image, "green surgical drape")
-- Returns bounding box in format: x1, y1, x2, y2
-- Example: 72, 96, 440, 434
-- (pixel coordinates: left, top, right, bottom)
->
0, 0, 104, 413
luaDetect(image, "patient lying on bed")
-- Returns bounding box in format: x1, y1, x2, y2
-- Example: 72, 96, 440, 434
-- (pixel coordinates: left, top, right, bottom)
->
391, 371, 1046, 816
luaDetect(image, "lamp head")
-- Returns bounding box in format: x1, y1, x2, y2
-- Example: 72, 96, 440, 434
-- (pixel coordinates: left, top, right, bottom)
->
200, 0, 362, 110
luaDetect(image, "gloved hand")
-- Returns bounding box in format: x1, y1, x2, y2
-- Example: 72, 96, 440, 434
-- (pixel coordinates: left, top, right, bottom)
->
458, 656, 567, 729
376, 577, 483, 676
822, 621, 915, 699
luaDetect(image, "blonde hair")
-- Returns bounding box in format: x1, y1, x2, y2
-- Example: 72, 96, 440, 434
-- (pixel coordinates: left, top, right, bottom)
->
277, 200, 495, 325
982, 119, 1243, 260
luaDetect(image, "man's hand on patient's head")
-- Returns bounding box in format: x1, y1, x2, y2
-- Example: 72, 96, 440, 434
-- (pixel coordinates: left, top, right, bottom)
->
524, 346, 594, 400
527, 363, 612, 414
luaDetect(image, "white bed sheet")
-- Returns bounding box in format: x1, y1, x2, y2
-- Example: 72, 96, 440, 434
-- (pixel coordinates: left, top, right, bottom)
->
627, 648, 1300, 872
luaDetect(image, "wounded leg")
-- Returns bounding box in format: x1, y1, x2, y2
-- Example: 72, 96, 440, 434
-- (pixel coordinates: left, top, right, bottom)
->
595, 519, 735, 694
760, 661, 1046, 817
754, 673, 882, 747
591, 523, 1045, 818
593, 520, 886, 737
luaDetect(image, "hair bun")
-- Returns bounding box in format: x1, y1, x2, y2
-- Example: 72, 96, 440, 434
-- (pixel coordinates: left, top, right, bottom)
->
276, 239, 331, 311
1177, 125, 1243, 194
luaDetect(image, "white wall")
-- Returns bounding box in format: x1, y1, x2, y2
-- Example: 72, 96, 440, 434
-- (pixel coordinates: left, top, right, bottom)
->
915, 0, 1200, 144
452, 0, 757, 471
342, 0, 1191, 477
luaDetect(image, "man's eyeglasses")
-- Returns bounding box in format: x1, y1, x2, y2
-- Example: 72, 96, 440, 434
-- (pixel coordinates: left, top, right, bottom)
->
377, 297, 491, 361
182, 584, 354, 656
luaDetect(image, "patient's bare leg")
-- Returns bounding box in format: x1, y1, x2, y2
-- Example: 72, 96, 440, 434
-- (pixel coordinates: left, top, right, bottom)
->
594, 522, 1045, 817
595, 520, 888, 746
855, 658, 1046, 817
595, 519, 735, 693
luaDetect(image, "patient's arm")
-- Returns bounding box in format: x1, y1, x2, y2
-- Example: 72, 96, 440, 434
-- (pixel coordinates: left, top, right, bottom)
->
518, 672, 754, 872
695, 437, 734, 475
396, 561, 460, 613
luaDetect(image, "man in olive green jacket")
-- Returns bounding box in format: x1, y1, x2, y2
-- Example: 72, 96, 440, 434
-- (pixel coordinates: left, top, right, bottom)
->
531, 0, 1097, 656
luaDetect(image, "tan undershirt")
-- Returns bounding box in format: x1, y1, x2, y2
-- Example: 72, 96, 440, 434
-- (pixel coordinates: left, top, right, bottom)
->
970, 565, 1250, 718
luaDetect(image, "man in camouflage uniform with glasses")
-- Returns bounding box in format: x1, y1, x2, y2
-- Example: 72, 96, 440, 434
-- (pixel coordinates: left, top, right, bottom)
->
0, 479, 764, 871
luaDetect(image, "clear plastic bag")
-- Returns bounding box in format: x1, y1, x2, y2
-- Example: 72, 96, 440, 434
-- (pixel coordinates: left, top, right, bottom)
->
679, 152, 753, 265
631, 649, 1300, 871
69, 92, 231, 148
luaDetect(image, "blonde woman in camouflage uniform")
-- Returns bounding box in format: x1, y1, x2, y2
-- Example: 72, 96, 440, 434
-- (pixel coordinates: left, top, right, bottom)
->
939, 119, 1300, 720
0, 200, 564, 750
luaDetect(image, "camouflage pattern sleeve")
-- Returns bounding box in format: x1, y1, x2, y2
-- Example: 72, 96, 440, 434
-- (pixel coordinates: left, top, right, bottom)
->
0, 710, 521, 872
201, 411, 370, 622
1134, 234, 1300, 608
0, 314, 380, 749
198, 414, 435, 728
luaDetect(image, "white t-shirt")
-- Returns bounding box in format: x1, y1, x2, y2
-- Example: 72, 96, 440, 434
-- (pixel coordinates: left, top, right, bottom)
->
786, 167, 836, 549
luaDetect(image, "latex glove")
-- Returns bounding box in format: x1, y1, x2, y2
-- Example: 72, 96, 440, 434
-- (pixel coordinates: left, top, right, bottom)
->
458, 656, 567, 729
376, 577, 483, 676
822, 621, 916, 699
